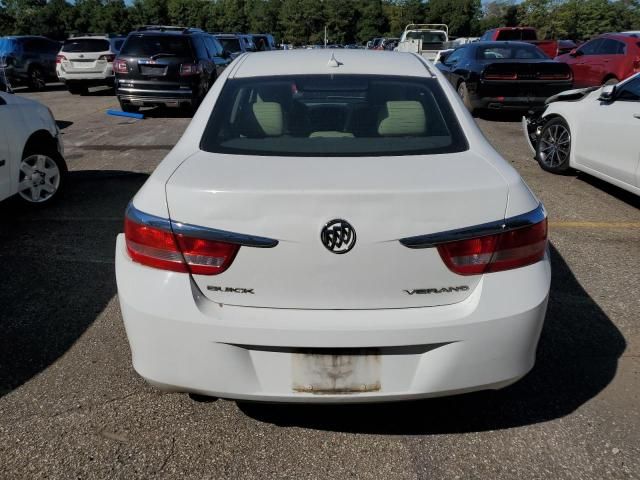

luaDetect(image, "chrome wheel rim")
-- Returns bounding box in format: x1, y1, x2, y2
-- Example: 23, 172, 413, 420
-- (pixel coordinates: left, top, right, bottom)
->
539, 124, 570, 168
18, 154, 61, 203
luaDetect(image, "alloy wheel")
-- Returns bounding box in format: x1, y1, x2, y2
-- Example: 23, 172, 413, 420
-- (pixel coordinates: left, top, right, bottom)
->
18, 154, 61, 203
538, 124, 570, 168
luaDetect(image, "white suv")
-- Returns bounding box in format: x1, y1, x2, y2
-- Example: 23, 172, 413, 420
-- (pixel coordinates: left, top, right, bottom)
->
56, 35, 125, 94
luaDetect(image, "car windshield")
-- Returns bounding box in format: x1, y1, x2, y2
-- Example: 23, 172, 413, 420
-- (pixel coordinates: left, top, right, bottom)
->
406, 32, 447, 44
200, 74, 468, 157
218, 37, 241, 53
0, 38, 18, 55
477, 45, 547, 60
119, 35, 192, 57
62, 39, 110, 53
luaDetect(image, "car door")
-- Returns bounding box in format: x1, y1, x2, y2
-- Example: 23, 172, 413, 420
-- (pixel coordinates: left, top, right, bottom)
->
0, 95, 14, 201
575, 76, 640, 187
593, 39, 625, 83
208, 37, 230, 76
571, 39, 603, 88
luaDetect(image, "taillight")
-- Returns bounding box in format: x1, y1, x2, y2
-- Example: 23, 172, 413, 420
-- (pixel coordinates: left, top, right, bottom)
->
538, 72, 572, 80
179, 63, 202, 76
113, 59, 128, 74
56, 55, 66, 64
124, 217, 239, 275
437, 219, 548, 276
484, 72, 517, 80
99, 54, 116, 62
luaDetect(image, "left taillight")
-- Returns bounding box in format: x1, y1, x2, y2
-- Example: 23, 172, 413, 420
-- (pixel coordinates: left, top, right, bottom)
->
124, 216, 239, 275
56, 55, 66, 64
437, 219, 548, 276
113, 58, 128, 74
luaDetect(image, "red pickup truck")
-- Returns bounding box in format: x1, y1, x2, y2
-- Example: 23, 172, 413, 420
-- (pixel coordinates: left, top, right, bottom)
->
480, 27, 575, 58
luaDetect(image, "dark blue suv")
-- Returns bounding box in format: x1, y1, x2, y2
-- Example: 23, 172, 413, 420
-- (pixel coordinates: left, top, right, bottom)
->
0, 36, 60, 90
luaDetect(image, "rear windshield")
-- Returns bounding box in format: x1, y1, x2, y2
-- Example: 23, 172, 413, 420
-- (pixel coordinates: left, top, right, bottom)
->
200, 75, 468, 157
119, 35, 192, 57
495, 29, 537, 41
0, 38, 19, 55
406, 32, 447, 44
477, 45, 547, 60
218, 37, 241, 53
63, 39, 110, 53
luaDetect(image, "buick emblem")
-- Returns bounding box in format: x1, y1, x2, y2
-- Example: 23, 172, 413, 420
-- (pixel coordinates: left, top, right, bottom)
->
321, 219, 356, 254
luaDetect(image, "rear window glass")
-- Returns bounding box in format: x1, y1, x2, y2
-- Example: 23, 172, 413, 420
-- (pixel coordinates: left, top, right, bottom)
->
200, 75, 468, 157
406, 32, 447, 44
63, 39, 110, 52
477, 45, 547, 60
218, 37, 241, 53
495, 29, 537, 41
119, 35, 192, 57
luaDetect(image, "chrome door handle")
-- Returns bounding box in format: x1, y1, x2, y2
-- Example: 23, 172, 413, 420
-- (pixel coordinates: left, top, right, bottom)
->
634, 114, 640, 119
0, 159, 5, 167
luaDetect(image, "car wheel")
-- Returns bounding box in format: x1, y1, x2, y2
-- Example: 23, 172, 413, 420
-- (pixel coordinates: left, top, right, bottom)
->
119, 101, 140, 113
457, 82, 474, 114
68, 84, 88, 95
603, 77, 619, 86
17, 151, 65, 205
536, 118, 572, 174
28, 66, 46, 91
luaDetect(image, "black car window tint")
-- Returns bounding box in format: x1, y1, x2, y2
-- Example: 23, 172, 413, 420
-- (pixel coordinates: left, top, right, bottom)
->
578, 39, 602, 55
616, 77, 640, 101
598, 39, 626, 55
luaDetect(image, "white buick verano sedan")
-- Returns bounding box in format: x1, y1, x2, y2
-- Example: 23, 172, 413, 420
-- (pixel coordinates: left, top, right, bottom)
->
116, 50, 551, 403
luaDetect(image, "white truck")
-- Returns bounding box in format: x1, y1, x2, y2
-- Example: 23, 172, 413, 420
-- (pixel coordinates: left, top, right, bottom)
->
395, 24, 450, 61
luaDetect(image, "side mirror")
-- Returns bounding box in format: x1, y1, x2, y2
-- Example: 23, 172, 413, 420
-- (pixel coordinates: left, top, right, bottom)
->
598, 84, 616, 101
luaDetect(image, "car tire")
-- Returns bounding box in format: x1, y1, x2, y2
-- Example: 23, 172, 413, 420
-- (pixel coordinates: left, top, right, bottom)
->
603, 77, 619, 86
119, 101, 140, 113
17, 148, 66, 206
28, 66, 46, 91
457, 82, 474, 114
536, 117, 572, 174
68, 84, 88, 95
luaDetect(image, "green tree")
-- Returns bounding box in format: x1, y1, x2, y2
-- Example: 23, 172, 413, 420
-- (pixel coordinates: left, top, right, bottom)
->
426, 0, 482, 36
356, 0, 388, 42
279, 0, 324, 45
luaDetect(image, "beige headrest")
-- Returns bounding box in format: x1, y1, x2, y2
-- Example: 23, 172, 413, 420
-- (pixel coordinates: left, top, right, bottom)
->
252, 102, 283, 136
377, 101, 426, 136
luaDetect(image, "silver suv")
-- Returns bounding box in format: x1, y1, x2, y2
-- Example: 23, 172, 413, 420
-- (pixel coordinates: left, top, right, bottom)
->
56, 34, 125, 94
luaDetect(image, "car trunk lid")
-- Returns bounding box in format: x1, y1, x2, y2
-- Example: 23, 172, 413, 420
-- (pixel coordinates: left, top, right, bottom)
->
165, 151, 509, 309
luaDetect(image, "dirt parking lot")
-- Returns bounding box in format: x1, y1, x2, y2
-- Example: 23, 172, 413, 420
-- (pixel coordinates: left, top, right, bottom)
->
1, 85, 639, 479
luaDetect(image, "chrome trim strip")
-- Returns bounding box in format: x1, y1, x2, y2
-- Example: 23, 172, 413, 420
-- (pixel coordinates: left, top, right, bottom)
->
399, 203, 546, 249
125, 203, 278, 248
170, 221, 278, 248
125, 202, 172, 231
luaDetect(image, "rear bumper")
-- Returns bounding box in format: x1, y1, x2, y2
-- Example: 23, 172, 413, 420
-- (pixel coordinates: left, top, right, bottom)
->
116, 235, 551, 403
472, 82, 572, 110
116, 87, 194, 107
57, 65, 114, 84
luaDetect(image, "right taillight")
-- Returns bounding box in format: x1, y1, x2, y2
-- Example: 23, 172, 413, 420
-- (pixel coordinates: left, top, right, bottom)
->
124, 216, 239, 275
113, 58, 128, 74
437, 219, 548, 276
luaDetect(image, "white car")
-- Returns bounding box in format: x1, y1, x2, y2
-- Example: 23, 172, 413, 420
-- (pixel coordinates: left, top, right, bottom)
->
116, 50, 551, 403
0, 91, 65, 204
524, 73, 640, 196
56, 35, 125, 94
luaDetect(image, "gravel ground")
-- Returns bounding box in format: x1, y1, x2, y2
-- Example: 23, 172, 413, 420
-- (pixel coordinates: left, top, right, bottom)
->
0, 85, 638, 480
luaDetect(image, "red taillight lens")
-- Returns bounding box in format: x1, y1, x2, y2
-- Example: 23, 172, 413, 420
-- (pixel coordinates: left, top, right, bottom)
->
124, 217, 239, 275
437, 219, 548, 276
179, 63, 202, 76
113, 59, 128, 74
99, 54, 116, 62
484, 72, 517, 80
56, 55, 66, 64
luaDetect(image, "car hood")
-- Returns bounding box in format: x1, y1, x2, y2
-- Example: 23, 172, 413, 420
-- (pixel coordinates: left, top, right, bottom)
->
545, 86, 600, 105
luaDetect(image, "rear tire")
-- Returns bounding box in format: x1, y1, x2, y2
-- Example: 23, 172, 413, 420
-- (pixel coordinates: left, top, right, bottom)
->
28, 66, 46, 91
457, 82, 474, 114
603, 77, 619, 86
536, 117, 572, 174
119, 101, 139, 113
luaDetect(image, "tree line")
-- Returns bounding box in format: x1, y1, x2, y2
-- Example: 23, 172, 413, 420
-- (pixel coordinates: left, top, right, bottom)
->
0, 0, 638, 44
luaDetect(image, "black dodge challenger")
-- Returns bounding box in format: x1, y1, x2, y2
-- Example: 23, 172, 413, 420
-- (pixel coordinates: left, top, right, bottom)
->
435, 41, 573, 114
